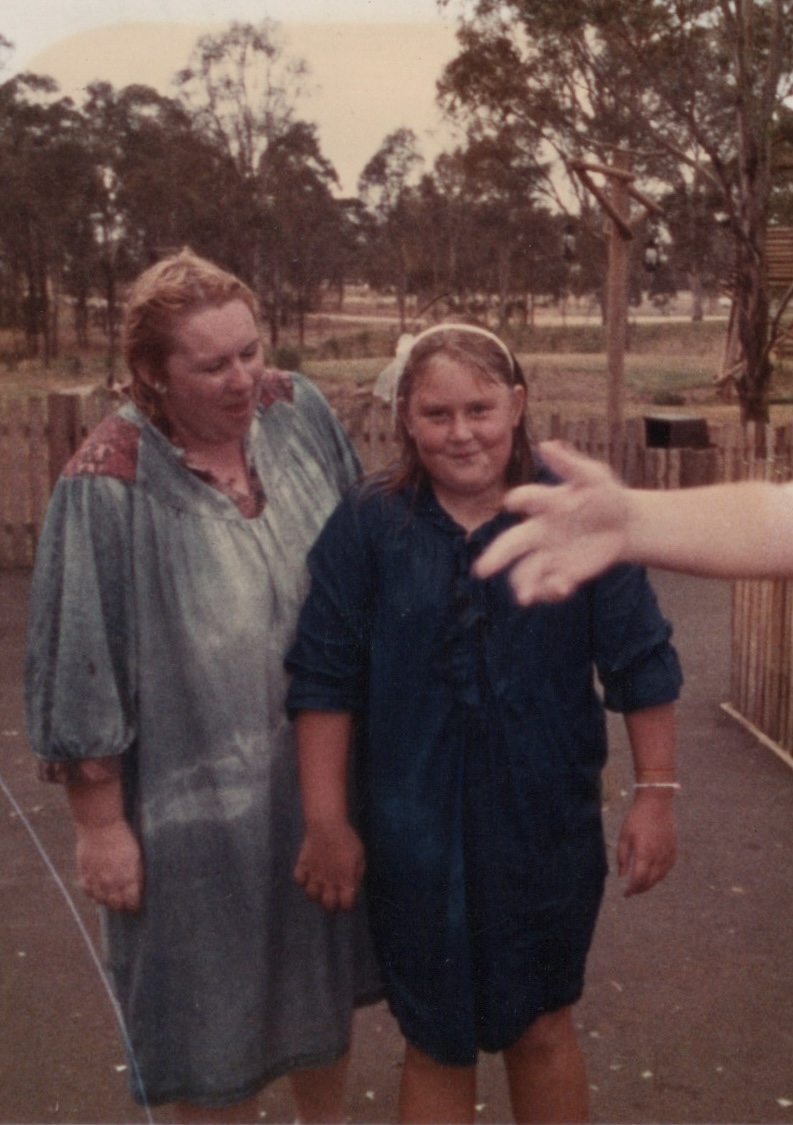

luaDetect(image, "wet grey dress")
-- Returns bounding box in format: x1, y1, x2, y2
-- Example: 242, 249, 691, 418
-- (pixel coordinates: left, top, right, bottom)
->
24, 373, 380, 1108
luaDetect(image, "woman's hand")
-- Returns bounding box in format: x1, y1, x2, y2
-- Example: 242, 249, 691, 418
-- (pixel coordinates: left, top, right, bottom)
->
294, 821, 365, 913
75, 819, 144, 912
617, 789, 678, 897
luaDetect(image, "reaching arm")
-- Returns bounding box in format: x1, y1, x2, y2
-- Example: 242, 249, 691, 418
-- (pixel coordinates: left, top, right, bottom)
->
474, 440, 793, 604
66, 775, 143, 913
617, 703, 678, 898
293, 710, 365, 913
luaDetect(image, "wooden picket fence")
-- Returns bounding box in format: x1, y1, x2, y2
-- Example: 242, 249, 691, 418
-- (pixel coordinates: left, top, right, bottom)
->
3, 382, 793, 766
724, 458, 793, 770
2, 383, 791, 567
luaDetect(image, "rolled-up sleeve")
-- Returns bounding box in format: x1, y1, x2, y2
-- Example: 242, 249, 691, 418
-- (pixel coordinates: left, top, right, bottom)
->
591, 563, 683, 712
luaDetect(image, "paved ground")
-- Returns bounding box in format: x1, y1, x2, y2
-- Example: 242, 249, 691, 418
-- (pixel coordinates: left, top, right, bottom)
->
2, 566, 793, 1124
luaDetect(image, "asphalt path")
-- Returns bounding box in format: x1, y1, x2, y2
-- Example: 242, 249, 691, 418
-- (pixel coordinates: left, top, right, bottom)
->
2, 567, 793, 1124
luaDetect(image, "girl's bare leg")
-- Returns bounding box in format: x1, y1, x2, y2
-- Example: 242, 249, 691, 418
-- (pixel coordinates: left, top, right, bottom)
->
398, 1041, 476, 1124
502, 1006, 589, 1125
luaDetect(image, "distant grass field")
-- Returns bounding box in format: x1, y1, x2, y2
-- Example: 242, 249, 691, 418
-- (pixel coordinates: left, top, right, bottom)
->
5, 310, 793, 423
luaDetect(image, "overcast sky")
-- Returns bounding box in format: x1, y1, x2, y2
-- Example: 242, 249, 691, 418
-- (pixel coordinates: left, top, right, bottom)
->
5, 0, 452, 70
4, 1, 460, 195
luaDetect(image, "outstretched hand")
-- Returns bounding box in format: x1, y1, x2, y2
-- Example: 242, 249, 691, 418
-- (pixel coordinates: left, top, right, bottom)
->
474, 441, 631, 603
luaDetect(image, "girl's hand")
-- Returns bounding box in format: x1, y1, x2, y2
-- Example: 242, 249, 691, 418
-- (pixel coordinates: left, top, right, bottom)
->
294, 821, 365, 912
617, 789, 678, 897
74, 820, 144, 912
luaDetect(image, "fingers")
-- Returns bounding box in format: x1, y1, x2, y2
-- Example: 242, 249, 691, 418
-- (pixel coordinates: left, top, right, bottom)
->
81, 865, 143, 913
617, 830, 677, 898
76, 834, 144, 913
473, 514, 544, 580
293, 857, 363, 913
534, 440, 614, 487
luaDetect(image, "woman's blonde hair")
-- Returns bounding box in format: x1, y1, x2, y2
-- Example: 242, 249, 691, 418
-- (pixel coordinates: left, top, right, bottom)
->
123, 249, 259, 423
380, 325, 535, 494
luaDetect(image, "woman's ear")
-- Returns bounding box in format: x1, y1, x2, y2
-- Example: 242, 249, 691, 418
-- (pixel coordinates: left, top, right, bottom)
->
137, 361, 167, 395
511, 384, 527, 425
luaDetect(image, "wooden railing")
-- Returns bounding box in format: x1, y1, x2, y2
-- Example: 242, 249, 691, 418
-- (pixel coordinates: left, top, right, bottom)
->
724, 460, 793, 769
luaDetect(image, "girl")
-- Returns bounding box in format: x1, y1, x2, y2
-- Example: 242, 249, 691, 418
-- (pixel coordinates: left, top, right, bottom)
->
286, 325, 682, 1124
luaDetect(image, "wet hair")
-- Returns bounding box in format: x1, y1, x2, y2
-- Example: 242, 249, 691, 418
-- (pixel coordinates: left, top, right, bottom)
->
378, 325, 535, 495
122, 248, 259, 424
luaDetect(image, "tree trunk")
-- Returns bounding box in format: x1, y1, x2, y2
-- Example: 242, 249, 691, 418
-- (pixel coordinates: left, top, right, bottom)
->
689, 269, 704, 322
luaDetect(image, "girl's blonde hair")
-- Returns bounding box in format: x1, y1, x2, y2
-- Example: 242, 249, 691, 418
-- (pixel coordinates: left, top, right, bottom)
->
123, 249, 259, 423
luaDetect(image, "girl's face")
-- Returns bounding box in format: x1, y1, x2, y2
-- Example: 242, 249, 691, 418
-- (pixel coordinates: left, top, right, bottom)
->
402, 353, 526, 509
153, 299, 264, 454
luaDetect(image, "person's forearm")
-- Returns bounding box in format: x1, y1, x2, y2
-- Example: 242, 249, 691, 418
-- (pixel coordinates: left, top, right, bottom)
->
625, 481, 793, 579
66, 774, 128, 832
294, 710, 353, 826
623, 703, 677, 783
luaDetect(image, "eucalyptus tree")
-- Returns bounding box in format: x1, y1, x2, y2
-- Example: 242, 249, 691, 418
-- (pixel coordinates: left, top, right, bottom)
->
256, 120, 341, 347
175, 19, 315, 312
438, 0, 793, 427
358, 127, 425, 329
0, 72, 96, 361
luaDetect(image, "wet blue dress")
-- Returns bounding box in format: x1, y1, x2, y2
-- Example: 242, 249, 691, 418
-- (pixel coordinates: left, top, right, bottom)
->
286, 474, 682, 1066
25, 373, 380, 1107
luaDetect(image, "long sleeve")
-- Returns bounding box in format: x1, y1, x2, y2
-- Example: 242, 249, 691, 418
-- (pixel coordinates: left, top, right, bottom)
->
25, 473, 137, 773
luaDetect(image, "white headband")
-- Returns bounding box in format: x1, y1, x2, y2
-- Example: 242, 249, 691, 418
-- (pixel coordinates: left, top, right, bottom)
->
372, 323, 516, 405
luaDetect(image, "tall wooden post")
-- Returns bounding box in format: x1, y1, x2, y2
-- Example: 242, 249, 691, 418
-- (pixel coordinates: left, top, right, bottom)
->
605, 150, 631, 466
570, 152, 663, 470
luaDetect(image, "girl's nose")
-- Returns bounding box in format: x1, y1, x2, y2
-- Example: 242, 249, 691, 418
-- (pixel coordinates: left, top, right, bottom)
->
449, 413, 473, 441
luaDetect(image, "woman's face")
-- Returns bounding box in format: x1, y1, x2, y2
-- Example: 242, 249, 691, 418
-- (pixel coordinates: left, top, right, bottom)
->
402, 352, 526, 507
155, 300, 264, 453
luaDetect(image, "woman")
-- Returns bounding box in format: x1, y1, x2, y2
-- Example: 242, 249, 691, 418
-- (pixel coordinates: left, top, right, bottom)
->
286, 325, 683, 1124
24, 250, 378, 1122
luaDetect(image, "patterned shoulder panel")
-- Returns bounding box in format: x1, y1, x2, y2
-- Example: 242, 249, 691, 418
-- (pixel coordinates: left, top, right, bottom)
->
258, 368, 295, 410
62, 414, 142, 482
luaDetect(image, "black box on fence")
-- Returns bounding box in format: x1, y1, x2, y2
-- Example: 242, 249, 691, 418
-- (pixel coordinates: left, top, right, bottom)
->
644, 413, 710, 449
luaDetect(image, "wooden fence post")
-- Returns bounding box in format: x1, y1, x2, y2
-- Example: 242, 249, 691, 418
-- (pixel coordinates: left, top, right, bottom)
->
47, 390, 84, 489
